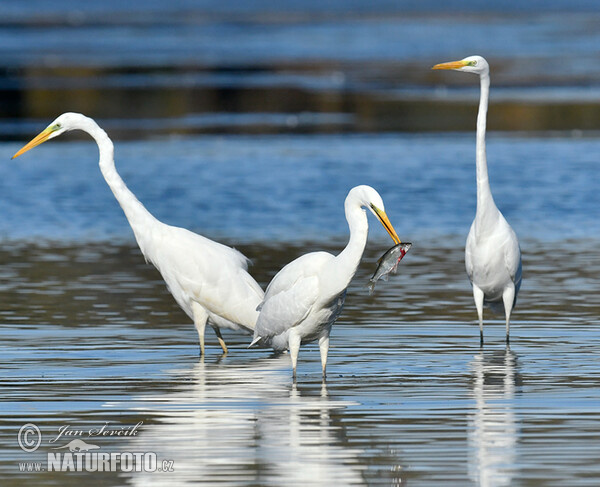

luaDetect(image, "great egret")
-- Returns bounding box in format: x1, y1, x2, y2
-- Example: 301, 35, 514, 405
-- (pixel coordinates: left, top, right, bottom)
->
12, 113, 264, 355
432, 55, 522, 344
250, 185, 403, 378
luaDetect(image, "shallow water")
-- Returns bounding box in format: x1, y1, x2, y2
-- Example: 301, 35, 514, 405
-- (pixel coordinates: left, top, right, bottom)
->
0, 239, 599, 486
1, 126, 600, 487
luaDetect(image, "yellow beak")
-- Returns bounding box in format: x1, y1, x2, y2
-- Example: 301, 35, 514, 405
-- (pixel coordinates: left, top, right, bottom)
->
432, 60, 469, 70
12, 126, 56, 159
373, 207, 401, 245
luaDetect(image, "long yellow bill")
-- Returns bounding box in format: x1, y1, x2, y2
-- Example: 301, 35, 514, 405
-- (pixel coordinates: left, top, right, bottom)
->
372, 207, 401, 245
432, 60, 469, 70
12, 126, 56, 159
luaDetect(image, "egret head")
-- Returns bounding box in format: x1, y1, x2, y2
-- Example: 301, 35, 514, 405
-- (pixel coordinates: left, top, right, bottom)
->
432, 55, 489, 76
347, 185, 401, 245
12, 113, 82, 159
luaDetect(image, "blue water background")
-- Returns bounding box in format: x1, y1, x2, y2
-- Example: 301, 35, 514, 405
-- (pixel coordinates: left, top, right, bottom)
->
1, 133, 598, 243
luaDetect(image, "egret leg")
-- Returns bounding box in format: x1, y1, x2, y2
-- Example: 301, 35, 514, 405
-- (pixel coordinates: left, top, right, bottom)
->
472, 285, 485, 345
289, 329, 301, 380
502, 283, 516, 345
213, 326, 228, 355
192, 302, 208, 357
319, 334, 330, 379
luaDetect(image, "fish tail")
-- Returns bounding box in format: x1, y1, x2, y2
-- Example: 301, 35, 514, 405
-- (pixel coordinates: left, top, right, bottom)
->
368, 280, 376, 295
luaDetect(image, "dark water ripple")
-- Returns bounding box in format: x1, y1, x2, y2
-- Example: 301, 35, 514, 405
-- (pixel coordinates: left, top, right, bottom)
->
1, 3, 599, 70
1, 1, 600, 134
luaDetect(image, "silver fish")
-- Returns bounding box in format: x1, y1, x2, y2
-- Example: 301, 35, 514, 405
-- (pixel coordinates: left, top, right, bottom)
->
368, 242, 412, 294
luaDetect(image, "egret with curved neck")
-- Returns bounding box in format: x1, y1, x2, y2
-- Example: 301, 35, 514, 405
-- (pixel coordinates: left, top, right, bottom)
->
13, 112, 264, 355
433, 55, 522, 345
250, 185, 403, 378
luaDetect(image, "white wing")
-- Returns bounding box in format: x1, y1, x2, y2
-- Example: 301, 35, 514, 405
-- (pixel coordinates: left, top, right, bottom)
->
139, 222, 250, 271
141, 223, 264, 327
501, 220, 522, 289
255, 252, 333, 339
465, 221, 476, 283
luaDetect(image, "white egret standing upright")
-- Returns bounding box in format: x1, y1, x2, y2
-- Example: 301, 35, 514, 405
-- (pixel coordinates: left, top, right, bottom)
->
432, 55, 522, 345
250, 185, 404, 379
12, 113, 264, 355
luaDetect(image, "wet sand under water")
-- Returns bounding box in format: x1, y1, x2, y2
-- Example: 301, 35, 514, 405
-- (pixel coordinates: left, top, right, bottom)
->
0, 238, 599, 486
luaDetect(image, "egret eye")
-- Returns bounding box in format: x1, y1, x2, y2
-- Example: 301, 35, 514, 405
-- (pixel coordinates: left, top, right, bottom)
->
471, 60, 478, 66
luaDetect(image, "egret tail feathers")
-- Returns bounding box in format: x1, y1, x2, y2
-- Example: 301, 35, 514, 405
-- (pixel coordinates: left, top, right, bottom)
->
248, 336, 262, 348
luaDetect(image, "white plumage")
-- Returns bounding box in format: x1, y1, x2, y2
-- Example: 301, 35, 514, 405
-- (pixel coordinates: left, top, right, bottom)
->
13, 112, 264, 354
250, 185, 403, 378
433, 55, 522, 344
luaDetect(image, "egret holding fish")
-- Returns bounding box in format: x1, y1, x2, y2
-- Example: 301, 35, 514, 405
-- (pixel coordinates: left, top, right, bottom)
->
432, 56, 522, 344
250, 185, 407, 379
12, 113, 265, 355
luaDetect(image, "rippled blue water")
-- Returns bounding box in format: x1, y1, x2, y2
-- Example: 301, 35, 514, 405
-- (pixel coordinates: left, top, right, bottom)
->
2, 133, 599, 243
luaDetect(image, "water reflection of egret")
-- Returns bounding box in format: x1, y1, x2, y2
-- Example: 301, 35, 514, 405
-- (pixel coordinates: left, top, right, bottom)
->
469, 348, 520, 486
12, 113, 264, 355
111, 358, 363, 485
433, 56, 522, 344
250, 185, 402, 379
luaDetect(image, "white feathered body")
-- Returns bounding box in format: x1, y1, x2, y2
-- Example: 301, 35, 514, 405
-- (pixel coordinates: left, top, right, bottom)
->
249, 185, 401, 376
73, 113, 264, 335
432, 56, 523, 341
14, 112, 266, 353
136, 221, 264, 333
466, 209, 522, 313
253, 251, 349, 350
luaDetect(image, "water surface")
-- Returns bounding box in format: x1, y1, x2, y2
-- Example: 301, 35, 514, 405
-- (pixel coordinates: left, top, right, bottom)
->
1, 239, 599, 486
2, 133, 599, 242
2, 0, 600, 134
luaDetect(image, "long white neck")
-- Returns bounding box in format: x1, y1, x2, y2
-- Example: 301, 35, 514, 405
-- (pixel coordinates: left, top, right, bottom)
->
324, 201, 369, 297
475, 72, 498, 223
81, 116, 159, 248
